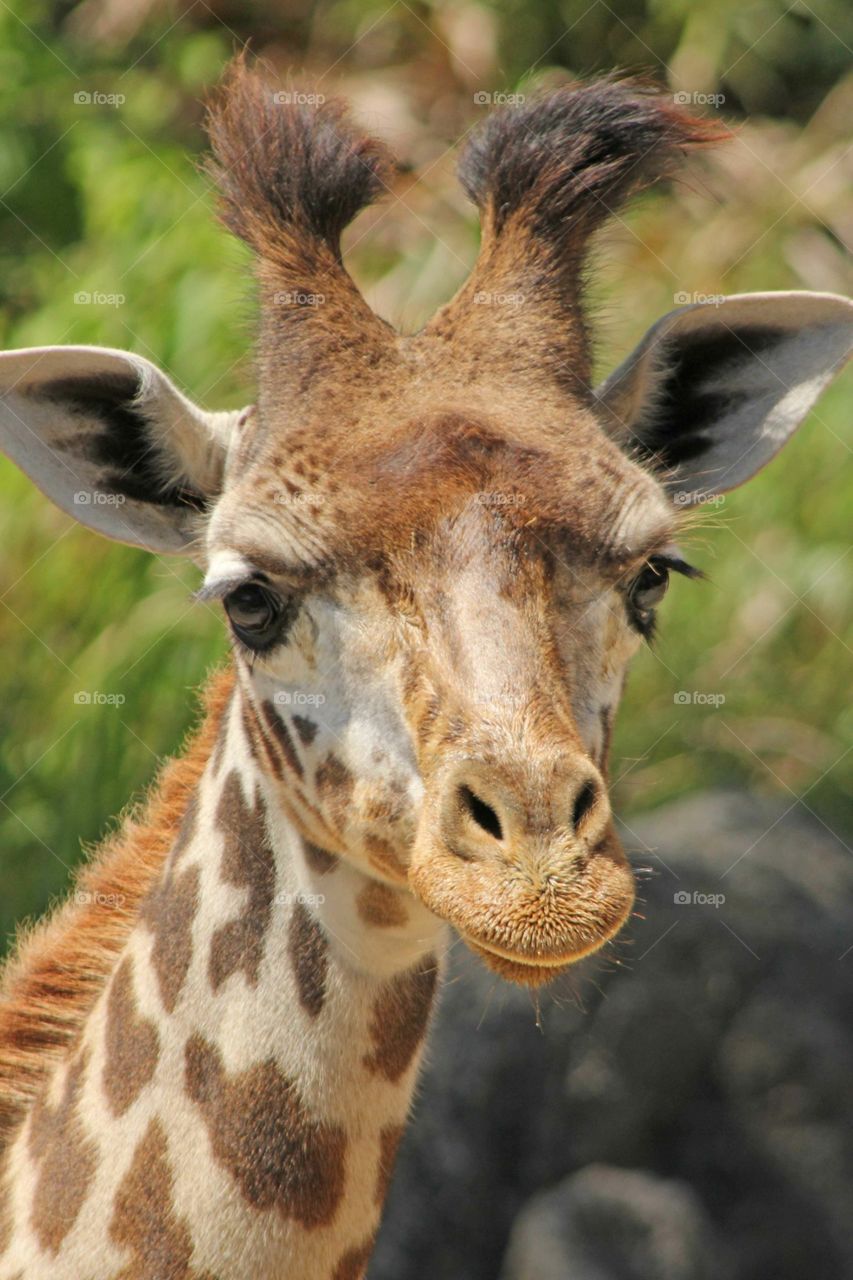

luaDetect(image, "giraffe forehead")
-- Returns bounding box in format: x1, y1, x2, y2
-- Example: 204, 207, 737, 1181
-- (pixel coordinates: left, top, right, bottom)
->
210, 406, 675, 579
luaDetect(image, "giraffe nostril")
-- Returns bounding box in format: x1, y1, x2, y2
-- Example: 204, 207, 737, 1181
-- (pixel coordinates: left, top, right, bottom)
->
572, 779, 598, 832
458, 785, 503, 841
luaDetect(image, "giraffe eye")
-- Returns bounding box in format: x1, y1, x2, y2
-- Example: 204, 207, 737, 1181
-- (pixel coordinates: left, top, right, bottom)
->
627, 560, 670, 635
224, 583, 289, 651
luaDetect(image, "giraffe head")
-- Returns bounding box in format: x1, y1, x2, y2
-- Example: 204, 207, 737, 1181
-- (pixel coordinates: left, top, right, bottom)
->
1, 63, 850, 986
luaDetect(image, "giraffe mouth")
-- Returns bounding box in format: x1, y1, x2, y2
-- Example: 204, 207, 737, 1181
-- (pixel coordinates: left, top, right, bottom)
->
459, 905, 631, 988
409, 818, 636, 988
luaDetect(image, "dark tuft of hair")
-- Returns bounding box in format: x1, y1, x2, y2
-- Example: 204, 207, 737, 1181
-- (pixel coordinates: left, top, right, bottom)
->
459, 78, 726, 249
204, 56, 397, 261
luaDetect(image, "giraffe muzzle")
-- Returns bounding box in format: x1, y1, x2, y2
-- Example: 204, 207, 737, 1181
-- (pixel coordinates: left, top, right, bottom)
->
408, 755, 636, 987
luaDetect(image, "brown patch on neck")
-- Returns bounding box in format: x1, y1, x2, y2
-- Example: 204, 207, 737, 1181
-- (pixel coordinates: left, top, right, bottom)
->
332, 1234, 377, 1280
140, 862, 202, 1015
288, 902, 329, 1017
362, 954, 438, 1083
375, 1123, 405, 1206
169, 791, 200, 866
303, 839, 338, 876
102, 956, 160, 1116
29, 1050, 97, 1253
109, 1116, 216, 1280
0, 665, 234, 1150
184, 1033, 346, 1228
208, 771, 277, 992
356, 881, 409, 929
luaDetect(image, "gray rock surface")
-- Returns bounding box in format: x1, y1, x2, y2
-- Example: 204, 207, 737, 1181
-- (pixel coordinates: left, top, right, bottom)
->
368, 791, 853, 1280
500, 1165, 727, 1280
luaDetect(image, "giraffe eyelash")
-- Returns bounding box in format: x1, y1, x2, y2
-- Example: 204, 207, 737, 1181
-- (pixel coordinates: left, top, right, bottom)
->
625, 551, 703, 642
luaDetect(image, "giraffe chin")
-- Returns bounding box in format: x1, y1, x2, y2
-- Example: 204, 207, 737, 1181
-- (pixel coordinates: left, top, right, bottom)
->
461, 908, 631, 988
463, 940, 577, 988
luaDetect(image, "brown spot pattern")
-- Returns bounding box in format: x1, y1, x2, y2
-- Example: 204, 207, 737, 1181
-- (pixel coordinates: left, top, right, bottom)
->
29, 1052, 97, 1252
362, 954, 438, 1083
184, 1034, 346, 1228
292, 714, 319, 746
260, 700, 304, 779
288, 902, 329, 1018
375, 1124, 405, 1206
303, 840, 338, 875
240, 697, 265, 768
315, 753, 354, 829
332, 1235, 376, 1280
140, 863, 201, 1015
109, 1117, 215, 1280
364, 834, 408, 885
209, 770, 276, 992
170, 792, 199, 867
356, 880, 409, 929
103, 957, 160, 1117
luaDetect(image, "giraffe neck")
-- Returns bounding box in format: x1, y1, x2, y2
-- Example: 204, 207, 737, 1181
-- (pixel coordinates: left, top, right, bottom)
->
0, 679, 446, 1280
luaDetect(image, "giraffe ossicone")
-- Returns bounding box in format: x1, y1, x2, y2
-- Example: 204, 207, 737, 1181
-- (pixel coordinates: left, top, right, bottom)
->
0, 58, 850, 1279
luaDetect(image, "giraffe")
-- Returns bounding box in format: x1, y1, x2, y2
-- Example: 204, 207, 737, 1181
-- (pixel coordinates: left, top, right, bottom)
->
0, 61, 850, 1280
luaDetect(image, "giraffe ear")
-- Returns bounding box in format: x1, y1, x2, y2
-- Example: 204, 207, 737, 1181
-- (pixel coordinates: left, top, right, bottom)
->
0, 345, 245, 554
593, 292, 853, 503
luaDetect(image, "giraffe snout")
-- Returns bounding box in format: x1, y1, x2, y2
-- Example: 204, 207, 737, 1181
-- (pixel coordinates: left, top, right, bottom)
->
437, 754, 611, 863
408, 752, 634, 987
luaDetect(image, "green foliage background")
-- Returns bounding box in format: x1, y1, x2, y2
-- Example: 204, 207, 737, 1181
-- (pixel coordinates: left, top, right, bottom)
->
0, 0, 850, 951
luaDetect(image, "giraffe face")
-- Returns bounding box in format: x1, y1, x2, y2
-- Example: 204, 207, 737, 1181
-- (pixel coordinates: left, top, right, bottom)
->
1, 67, 849, 989
201, 404, 682, 984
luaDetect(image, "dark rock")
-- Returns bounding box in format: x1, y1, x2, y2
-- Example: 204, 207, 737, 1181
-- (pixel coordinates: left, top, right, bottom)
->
500, 1164, 728, 1280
